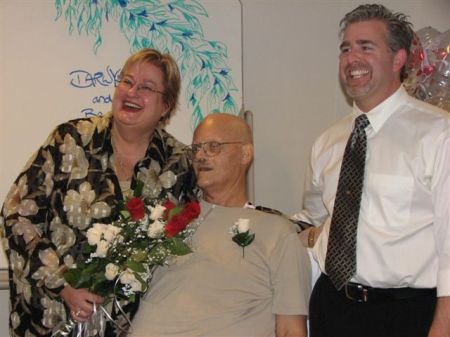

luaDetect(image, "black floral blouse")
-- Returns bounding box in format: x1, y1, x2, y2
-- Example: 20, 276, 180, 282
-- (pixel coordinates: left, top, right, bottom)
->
0, 113, 196, 337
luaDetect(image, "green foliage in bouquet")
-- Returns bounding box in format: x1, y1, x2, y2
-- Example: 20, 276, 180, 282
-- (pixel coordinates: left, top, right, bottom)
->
64, 180, 200, 302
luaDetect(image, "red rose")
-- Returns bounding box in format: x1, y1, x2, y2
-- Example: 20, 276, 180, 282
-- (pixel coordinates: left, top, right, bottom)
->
183, 201, 201, 220
165, 201, 201, 238
165, 215, 183, 238
126, 197, 145, 221
162, 200, 176, 220
162, 200, 176, 210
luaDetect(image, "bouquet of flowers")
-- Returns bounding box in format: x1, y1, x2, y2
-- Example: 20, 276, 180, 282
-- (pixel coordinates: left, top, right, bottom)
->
54, 181, 200, 337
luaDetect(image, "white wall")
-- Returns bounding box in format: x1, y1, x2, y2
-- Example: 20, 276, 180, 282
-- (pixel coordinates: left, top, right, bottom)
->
242, 0, 450, 215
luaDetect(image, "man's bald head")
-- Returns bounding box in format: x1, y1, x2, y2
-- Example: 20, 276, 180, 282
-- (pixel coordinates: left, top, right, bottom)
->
194, 113, 253, 145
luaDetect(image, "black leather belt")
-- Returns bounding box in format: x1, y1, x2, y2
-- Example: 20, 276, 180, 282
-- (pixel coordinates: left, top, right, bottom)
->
341, 281, 436, 303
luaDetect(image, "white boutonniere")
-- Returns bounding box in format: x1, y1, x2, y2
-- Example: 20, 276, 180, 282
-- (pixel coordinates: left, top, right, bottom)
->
230, 218, 255, 258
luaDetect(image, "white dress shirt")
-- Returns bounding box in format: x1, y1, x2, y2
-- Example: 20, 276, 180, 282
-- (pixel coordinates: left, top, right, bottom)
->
293, 86, 450, 296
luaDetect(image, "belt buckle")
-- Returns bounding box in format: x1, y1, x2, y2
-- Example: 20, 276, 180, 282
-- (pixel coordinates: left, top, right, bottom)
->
344, 283, 369, 302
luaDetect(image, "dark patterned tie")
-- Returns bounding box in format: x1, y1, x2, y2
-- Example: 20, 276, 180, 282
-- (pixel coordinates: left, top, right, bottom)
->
325, 114, 370, 290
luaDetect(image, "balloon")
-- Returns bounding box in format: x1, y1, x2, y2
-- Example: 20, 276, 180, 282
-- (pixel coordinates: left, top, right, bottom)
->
426, 29, 450, 111
403, 31, 425, 97
417, 27, 441, 88
404, 27, 450, 112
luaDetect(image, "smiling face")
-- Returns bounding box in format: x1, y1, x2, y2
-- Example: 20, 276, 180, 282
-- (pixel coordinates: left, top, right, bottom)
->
339, 20, 406, 111
112, 61, 169, 133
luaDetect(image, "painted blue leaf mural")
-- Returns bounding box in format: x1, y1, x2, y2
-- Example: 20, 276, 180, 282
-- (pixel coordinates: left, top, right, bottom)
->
54, 0, 240, 126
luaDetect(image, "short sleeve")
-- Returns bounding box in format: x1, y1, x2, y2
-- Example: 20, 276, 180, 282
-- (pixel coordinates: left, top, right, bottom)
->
270, 231, 311, 315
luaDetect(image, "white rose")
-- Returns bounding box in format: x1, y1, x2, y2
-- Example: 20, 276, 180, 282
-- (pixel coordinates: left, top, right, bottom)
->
105, 263, 119, 280
236, 218, 250, 233
111, 226, 122, 236
95, 240, 109, 258
119, 270, 135, 285
149, 204, 166, 220
147, 219, 165, 238
103, 225, 121, 242
129, 278, 143, 292
86, 223, 105, 245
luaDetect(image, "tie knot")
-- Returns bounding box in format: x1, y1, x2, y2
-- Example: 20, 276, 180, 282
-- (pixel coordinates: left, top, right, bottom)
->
355, 114, 370, 130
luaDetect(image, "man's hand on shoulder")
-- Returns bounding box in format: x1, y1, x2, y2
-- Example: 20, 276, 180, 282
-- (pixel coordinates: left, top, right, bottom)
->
298, 225, 324, 248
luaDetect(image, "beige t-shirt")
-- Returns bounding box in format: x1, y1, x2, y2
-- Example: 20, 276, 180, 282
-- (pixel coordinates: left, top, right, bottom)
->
130, 200, 311, 337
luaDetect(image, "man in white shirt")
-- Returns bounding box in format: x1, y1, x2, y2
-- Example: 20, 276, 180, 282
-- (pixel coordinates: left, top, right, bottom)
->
293, 4, 450, 337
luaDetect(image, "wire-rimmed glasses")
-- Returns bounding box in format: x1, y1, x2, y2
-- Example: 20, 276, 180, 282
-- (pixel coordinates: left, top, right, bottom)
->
117, 77, 167, 97
184, 141, 243, 158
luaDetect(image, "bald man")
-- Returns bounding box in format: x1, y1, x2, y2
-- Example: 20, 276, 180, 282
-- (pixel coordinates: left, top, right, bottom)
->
131, 114, 311, 337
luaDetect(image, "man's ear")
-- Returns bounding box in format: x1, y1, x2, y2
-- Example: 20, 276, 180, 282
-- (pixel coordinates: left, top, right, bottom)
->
393, 48, 407, 73
241, 143, 254, 166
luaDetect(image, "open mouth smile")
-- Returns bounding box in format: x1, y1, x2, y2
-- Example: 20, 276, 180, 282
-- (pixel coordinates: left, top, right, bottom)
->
349, 69, 369, 79
123, 101, 143, 111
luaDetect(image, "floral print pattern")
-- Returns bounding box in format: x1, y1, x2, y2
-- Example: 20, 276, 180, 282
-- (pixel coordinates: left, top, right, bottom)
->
0, 113, 196, 337
63, 181, 111, 230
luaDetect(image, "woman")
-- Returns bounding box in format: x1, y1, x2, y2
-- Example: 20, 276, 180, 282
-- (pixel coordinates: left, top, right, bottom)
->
0, 48, 196, 337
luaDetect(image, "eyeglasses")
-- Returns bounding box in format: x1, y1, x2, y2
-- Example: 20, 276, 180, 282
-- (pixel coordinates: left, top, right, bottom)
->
184, 141, 243, 158
117, 78, 167, 97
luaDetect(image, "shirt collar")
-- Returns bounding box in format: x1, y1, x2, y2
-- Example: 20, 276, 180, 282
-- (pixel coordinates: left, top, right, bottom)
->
351, 85, 407, 135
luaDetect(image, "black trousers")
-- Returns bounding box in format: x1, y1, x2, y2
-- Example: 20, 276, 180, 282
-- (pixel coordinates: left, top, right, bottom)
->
309, 274, 436, 337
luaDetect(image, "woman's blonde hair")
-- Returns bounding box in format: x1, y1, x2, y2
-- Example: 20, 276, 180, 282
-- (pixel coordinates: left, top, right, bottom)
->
120, 48, 181, 120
